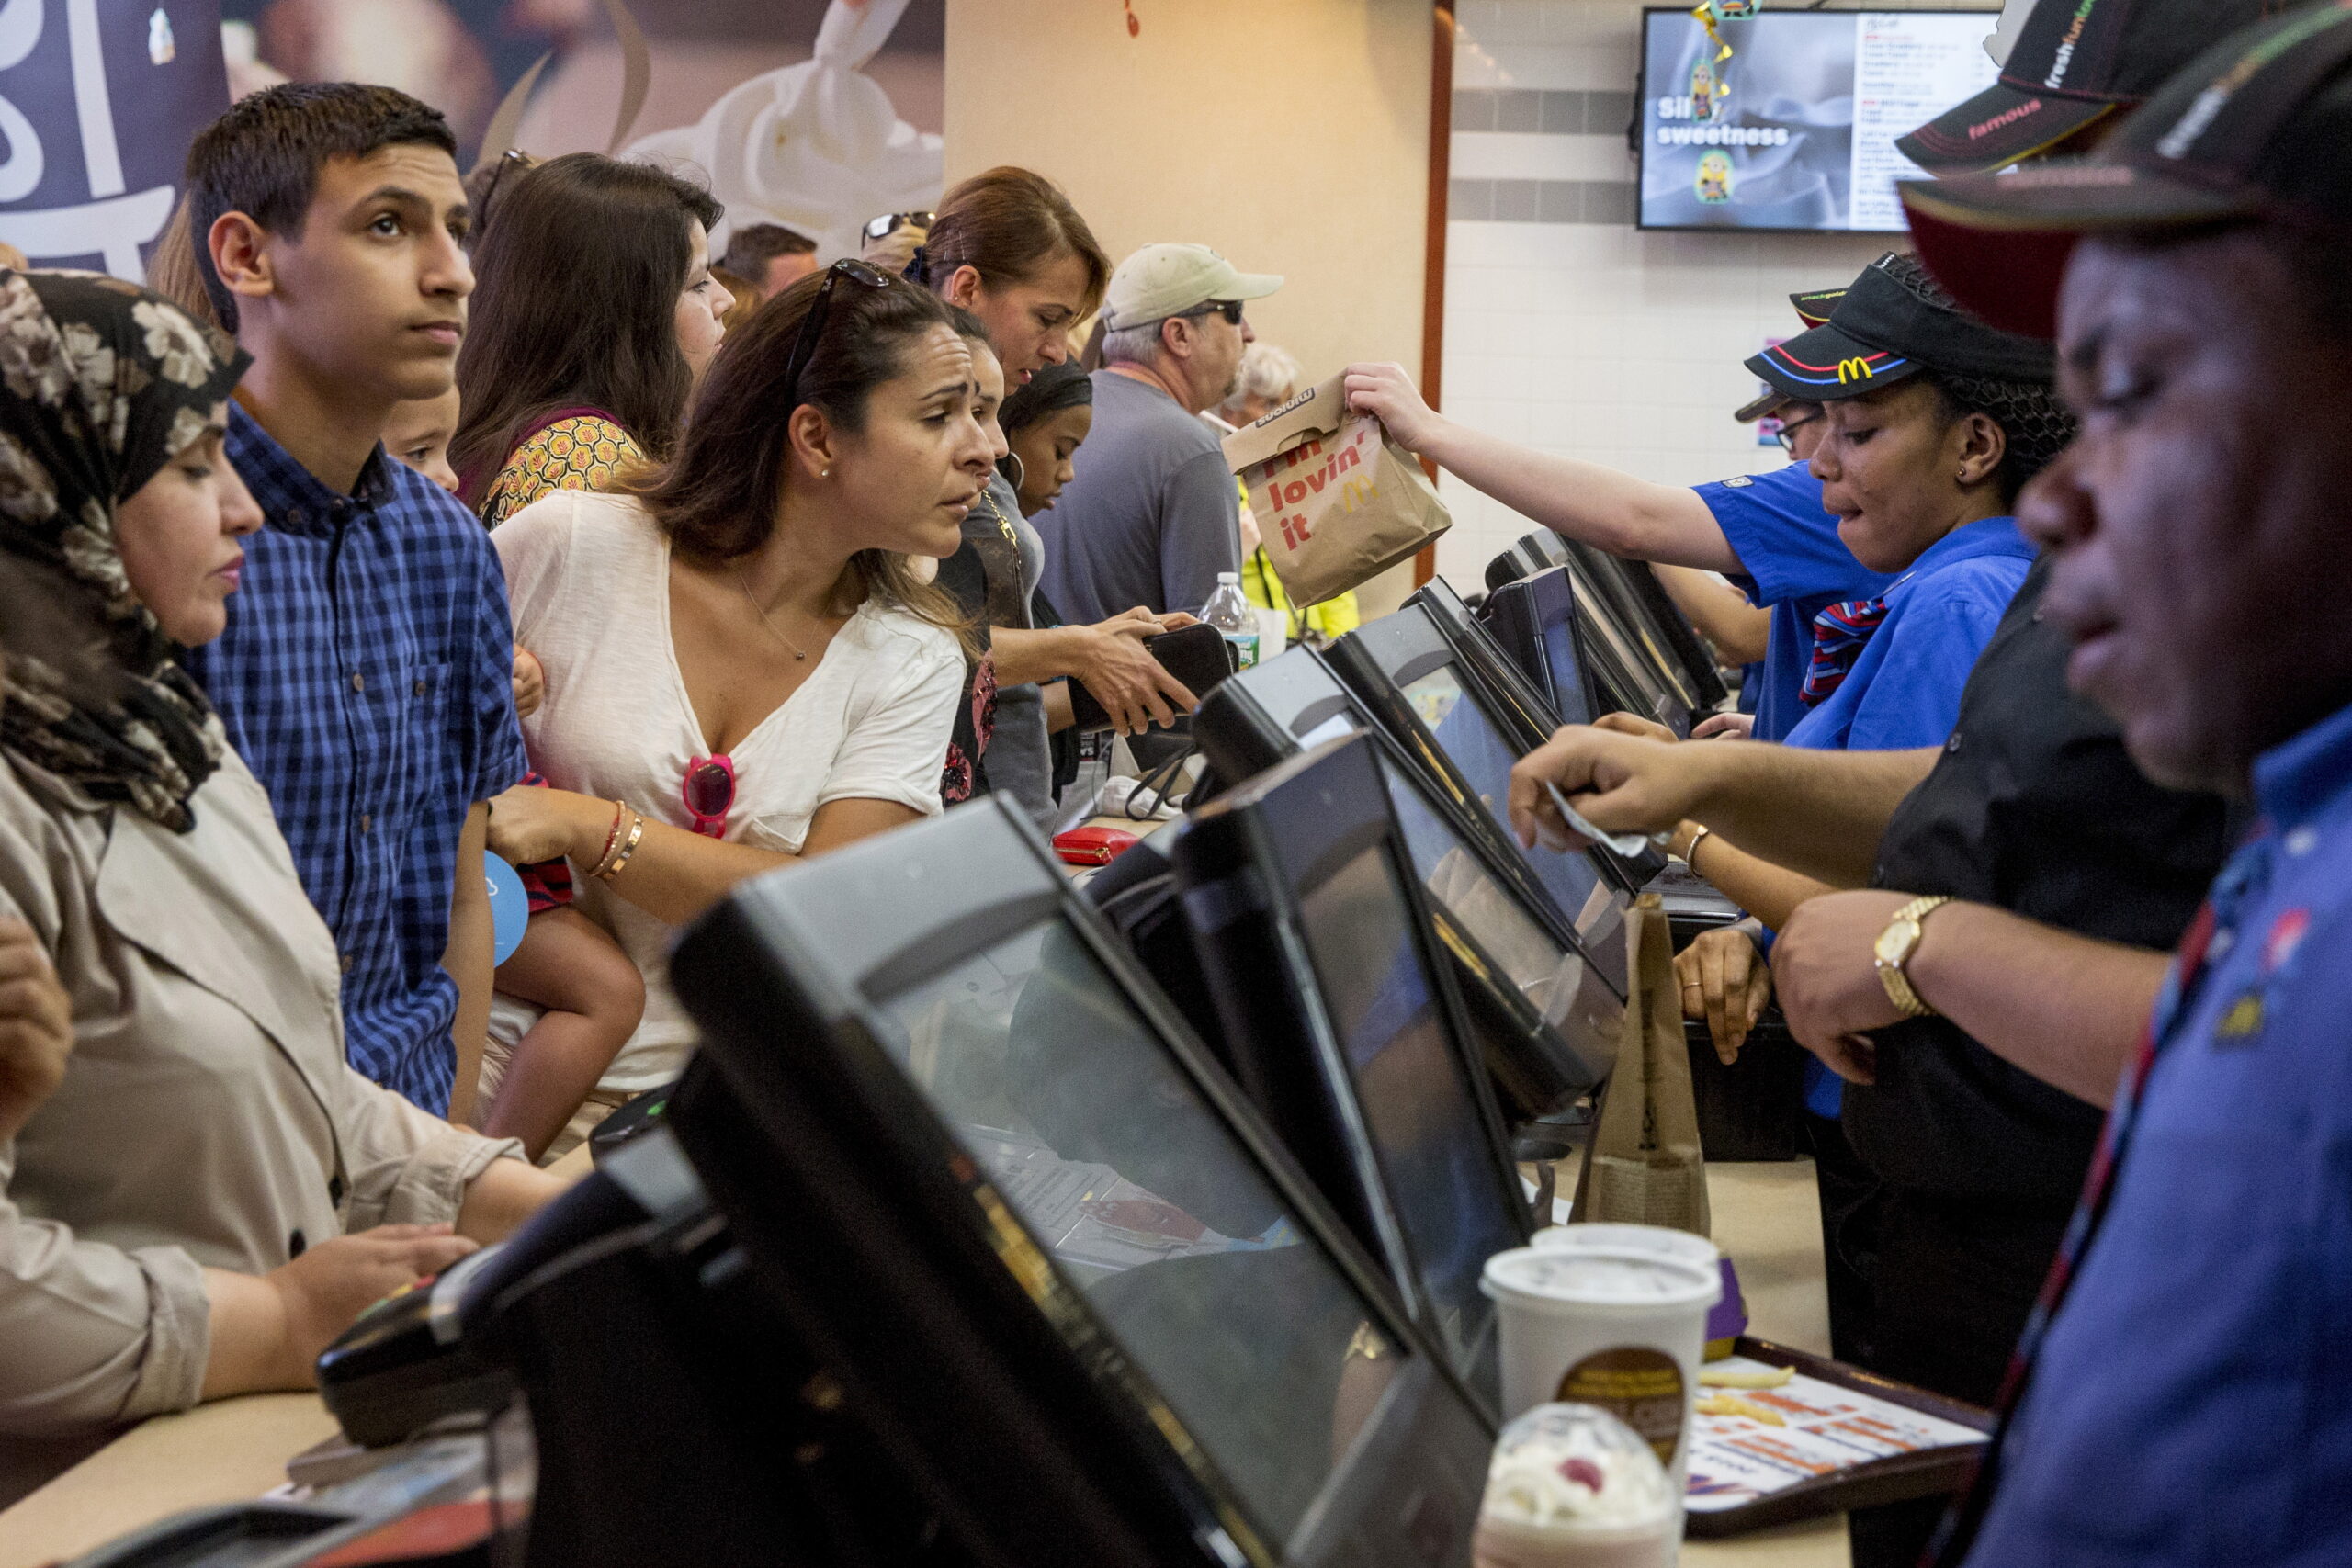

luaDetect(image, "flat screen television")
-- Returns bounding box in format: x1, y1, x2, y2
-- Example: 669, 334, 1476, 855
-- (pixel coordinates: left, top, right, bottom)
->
668, 800, 1495, 1567
1173, 736, 1535, 1416
1637, 7, 1999, 232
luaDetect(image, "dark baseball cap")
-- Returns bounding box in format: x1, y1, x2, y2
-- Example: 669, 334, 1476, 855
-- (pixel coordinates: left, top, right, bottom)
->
1735, 287, 1854, 422
1900, 2, 2352, 337
1897, 0, 2316, 176
1745, 254, 2054, 405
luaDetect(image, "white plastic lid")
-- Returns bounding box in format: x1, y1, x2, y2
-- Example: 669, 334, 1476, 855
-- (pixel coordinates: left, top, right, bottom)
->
1532, 1224, 1720, 1271
1481, 1246, 1722, 1315
1216, 570, 1240, 583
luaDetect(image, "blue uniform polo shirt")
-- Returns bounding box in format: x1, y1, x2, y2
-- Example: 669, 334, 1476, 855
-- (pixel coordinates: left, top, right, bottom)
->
1777, 515, 2031, 1119
1782, 516, 2034, 753
1691, 463, 1894, 741
1966, 698, 2352, 1566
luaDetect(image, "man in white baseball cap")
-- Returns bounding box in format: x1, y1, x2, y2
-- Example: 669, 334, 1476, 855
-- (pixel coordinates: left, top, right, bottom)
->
1035, 243, 1283, 626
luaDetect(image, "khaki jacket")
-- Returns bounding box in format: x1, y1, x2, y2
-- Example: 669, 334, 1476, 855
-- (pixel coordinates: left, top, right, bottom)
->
0, 745, 518, 1478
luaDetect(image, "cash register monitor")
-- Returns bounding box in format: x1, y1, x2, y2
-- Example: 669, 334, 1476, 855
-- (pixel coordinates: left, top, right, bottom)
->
1193, 648, 1623, 1080
668, 800, 1494, 1568
1480, 568, 1596, 728
1405, 577, 1565, 750
1555, 549, 1690, 735
1335, 608, 1641, 988
1175, 738, 1534, 1412
1555, 539, 1728, 716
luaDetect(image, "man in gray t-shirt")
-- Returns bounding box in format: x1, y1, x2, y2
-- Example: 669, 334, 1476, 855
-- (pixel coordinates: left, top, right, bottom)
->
1036, 243, 1283, 623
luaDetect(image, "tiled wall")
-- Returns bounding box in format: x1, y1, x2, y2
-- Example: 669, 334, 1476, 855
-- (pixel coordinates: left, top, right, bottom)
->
1431, 0, 1997, 588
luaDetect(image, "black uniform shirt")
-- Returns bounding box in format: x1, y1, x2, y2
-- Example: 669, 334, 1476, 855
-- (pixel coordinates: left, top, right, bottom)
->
1843, 555, 2238, 1212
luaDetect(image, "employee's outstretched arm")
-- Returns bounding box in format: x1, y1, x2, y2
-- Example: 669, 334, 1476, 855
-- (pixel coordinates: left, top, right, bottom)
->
1344, 362, 1744, 573
1507, 727, 1939, 890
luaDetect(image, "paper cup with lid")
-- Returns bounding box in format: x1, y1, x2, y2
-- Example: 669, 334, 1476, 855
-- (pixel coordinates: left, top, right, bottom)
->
1532, 1225, 1744, 1359
1481, 1244, 1721, 1533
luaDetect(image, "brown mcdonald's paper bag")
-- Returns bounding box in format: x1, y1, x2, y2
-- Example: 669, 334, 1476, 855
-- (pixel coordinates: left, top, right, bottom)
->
1221, 373, 1451, 607
1571, 896, 1711, 1237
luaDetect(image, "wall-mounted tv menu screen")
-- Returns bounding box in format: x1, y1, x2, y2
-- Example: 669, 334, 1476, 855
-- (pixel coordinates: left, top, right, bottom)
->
1638, 8, 1998, 232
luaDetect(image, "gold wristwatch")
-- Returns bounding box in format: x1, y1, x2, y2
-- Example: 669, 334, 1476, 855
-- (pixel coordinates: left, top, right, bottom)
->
1873, 896, 1952, 1019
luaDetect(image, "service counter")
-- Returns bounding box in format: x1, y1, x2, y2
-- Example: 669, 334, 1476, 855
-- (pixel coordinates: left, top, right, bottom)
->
0, 1155, 1848, 1568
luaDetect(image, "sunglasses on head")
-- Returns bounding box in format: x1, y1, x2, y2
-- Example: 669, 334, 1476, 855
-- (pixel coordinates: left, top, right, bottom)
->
782, 258, 897, 411
1174, 299, 1246, 326
864, 210, 936, 243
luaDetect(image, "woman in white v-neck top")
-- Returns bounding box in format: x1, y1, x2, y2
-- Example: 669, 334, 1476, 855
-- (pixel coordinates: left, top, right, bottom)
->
492, 489, 963, 1089
484, 265, 996, 1097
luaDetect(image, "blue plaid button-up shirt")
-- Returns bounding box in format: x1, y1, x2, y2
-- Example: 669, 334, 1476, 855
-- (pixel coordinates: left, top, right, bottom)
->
185, 405, 528, 1111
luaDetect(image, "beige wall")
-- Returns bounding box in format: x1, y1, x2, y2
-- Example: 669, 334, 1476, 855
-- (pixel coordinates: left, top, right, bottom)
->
944, 0, 1435, 616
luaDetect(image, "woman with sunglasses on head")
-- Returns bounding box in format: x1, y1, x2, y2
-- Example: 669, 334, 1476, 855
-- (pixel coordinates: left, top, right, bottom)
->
908, 169, 1200, 823
0, 274, 564, 1496
480, 262, 990, 1142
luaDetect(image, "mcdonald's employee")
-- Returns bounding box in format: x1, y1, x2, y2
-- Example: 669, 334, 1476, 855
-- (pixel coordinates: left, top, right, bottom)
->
1346, 283, 1892, 746
1744, 251, 2062, 755
1884, 11, 2352, 1561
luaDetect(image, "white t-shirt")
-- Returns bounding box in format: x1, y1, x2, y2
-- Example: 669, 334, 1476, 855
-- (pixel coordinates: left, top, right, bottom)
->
492, 490, 964, 1090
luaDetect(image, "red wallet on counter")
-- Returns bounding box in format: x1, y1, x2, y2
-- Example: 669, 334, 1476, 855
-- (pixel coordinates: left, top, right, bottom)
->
1053, 825, 1139, 866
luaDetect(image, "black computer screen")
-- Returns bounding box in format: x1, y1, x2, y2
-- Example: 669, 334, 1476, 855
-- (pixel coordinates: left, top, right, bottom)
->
1540, 615, 1595, 728
1400, 662, 1631, 993
1291, 844, 1524, 1375
869, 916, 1404, 1551
1378, 752, 1621, 1021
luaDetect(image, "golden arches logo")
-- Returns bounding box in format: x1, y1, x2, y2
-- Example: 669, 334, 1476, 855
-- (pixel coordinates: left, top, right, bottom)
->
1837, 357, 1876, 384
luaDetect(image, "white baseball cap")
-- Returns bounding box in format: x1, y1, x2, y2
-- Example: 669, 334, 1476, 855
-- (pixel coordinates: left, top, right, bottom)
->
1102, 243, 1283, 332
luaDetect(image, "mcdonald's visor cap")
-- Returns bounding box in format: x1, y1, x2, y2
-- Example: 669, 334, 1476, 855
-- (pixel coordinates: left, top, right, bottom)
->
1102, 243, 1283, 332
1744, 254, 2054, 405
1897, 0, 2312, 177
1733, 286, 1853, 422
1900, 3, 2352, 339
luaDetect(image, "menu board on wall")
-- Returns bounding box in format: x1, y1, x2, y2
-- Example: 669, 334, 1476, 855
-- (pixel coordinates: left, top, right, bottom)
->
1637, 8, 2000, 233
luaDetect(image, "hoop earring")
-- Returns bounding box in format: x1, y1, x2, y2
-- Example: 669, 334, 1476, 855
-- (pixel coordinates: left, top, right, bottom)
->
1001, 452, 1025, 491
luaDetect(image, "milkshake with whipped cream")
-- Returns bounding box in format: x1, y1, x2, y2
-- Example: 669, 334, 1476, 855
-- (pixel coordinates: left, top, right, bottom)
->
1474, 1404, 1676, 1568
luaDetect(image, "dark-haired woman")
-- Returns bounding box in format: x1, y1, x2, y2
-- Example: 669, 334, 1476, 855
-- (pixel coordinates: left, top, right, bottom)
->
0, 274, 562, 1497
910, 169, 1197, 821
451, 153, 735, 527
481, 265, 989, 1121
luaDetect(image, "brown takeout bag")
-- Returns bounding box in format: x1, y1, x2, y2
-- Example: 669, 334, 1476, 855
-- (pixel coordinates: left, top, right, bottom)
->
1571, 896, 1711, 1237
1221, 373, 1451, 607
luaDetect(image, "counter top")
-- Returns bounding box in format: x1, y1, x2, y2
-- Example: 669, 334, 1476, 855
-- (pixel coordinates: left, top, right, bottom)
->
0, 1164, 1845, 1568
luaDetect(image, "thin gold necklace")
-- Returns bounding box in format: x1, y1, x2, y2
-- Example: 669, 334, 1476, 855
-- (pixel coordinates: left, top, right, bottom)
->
732, 563, 808, 661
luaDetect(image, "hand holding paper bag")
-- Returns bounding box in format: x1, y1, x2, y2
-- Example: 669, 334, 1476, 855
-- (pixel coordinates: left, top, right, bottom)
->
1222, 373, 1451, 609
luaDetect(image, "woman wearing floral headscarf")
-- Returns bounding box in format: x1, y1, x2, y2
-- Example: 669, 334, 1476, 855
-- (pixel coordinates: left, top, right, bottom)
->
0, 272, 564, 1503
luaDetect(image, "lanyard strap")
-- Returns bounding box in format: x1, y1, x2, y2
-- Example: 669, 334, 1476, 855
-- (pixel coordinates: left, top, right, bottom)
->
1931, 842, 2257, 1563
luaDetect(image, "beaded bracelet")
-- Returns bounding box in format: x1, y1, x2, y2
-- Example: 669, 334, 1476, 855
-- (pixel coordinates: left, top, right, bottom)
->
597, 810, 647, 882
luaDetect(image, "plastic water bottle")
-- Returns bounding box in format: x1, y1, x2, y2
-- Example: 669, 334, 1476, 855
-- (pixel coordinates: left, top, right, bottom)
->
1203, 571, 1261, 670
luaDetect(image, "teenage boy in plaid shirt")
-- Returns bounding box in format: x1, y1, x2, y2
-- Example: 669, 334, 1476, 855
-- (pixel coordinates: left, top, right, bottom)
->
182, 85, 526, 1118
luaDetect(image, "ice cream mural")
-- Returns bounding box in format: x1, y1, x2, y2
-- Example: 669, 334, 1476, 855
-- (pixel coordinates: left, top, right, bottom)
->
619, 0, 941, 260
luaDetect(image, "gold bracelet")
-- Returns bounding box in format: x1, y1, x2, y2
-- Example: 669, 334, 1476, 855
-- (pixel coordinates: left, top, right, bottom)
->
587, 799, 628, 877
1679, 823, 1713, 867
596, 810, 646, 881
